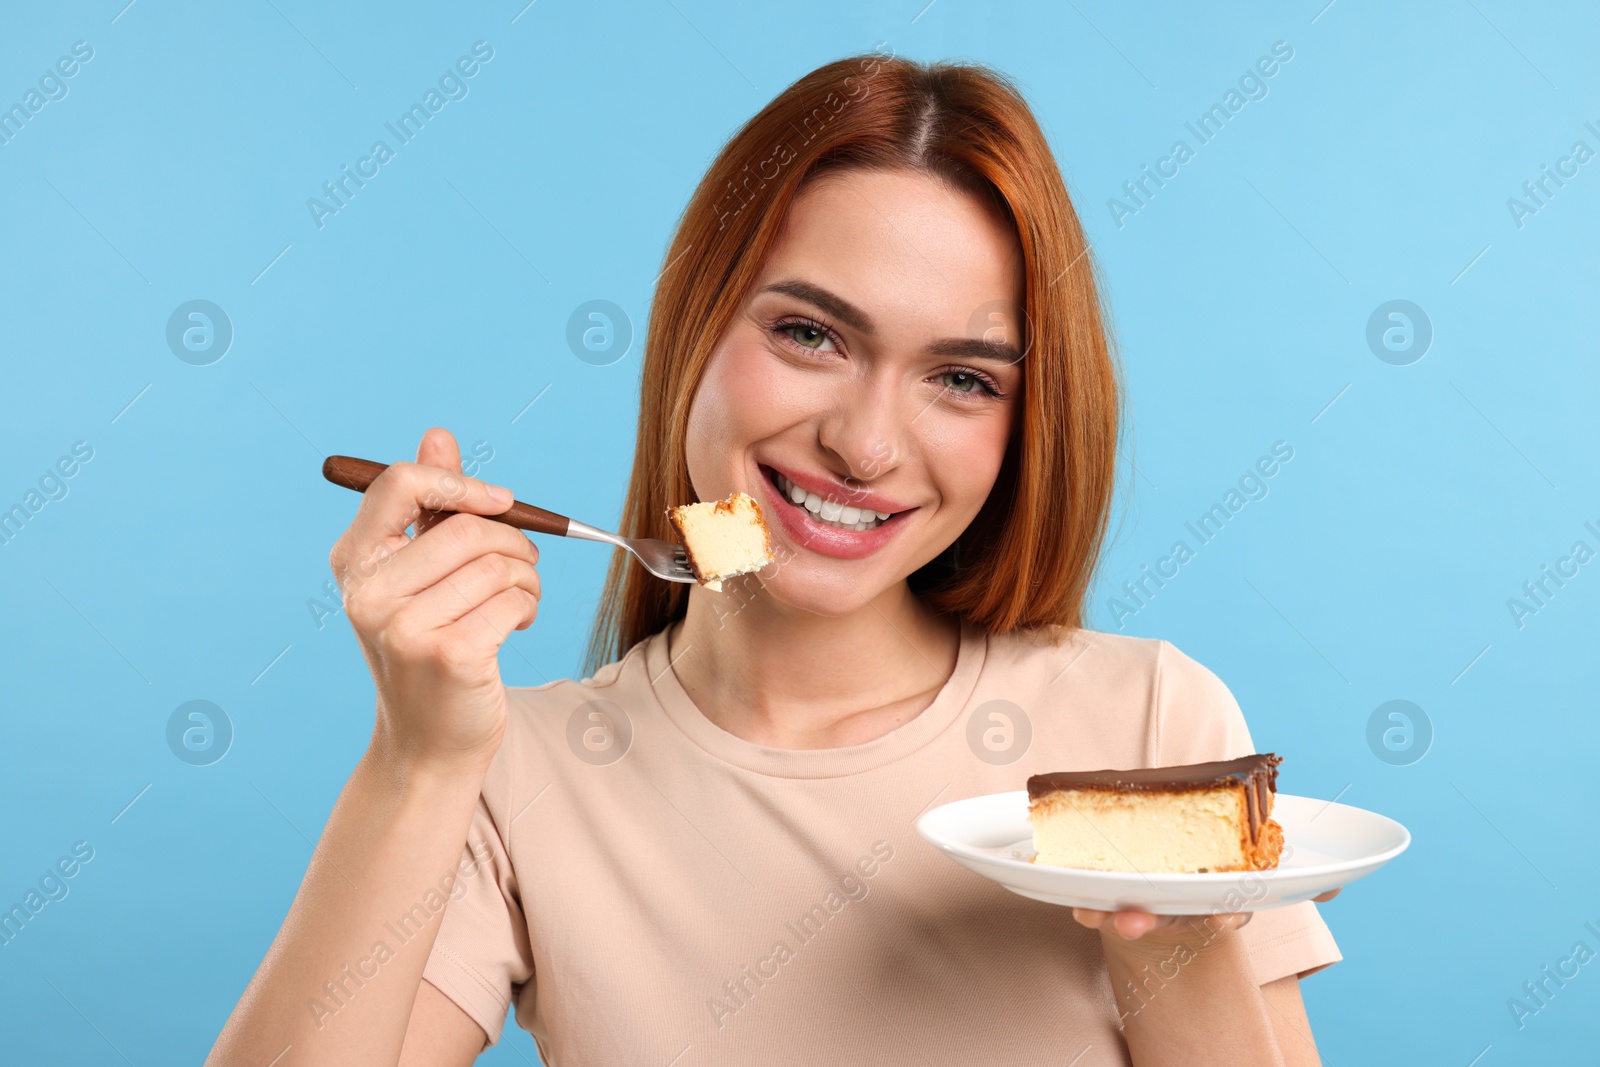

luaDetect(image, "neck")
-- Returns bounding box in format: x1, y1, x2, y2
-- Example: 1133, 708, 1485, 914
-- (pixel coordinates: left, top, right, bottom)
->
668, 579, 962, 750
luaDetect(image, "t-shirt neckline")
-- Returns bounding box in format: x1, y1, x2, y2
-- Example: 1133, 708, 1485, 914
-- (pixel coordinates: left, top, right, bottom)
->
642, 616, 989, 779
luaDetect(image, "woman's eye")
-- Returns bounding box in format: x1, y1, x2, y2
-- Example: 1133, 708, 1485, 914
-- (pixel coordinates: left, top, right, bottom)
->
938, 369, 995, 396
778, 323, 836, 351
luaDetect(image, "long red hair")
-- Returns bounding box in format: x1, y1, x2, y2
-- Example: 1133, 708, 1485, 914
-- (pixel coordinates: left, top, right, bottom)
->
582, 51, 1122, 676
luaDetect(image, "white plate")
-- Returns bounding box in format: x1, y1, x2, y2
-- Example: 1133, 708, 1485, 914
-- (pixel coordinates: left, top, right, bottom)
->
916, 791, 1410, 915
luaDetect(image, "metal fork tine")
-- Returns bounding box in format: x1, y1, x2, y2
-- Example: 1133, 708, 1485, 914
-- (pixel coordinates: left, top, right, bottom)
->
520, 516, 698, 583
635, 537, 697, 583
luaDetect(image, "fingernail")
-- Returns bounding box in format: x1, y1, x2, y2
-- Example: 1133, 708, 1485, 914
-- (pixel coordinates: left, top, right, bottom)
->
489, 484, 513, 504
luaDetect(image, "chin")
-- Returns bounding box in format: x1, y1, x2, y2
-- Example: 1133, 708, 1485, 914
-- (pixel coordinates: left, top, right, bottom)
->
741, 554, 926, 618
745, 565, 863, 617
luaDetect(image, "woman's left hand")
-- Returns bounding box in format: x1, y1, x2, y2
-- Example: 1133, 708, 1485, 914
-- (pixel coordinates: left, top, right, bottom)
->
1071, 888, 1341, 947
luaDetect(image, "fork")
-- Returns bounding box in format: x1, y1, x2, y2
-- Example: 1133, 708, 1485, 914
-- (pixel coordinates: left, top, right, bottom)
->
321, 455, 697, 583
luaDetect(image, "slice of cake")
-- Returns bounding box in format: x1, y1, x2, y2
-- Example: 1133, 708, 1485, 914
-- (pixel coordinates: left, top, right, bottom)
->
666, 492, 774, 592
1026, 754, 1284, 874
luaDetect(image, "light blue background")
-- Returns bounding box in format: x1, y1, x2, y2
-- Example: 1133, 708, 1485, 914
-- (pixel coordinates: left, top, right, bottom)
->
2, 0, 1596, 1062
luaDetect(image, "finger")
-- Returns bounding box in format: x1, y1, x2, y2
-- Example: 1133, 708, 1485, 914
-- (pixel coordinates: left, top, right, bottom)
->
1111, 910, 1166, 940
415, 427, 466, 537
362, 513, 539, 602
1071, 908, 1111, 930
1312, 888, 1342, 903
442, 585, 539, 647
335, 458, 516, 582
406, 551, 541, 630
416, 425, 458, 469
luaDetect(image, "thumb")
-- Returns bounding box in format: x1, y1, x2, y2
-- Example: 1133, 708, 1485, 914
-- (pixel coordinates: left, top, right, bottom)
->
416, 426, 463, 474
414, 427, 468, 537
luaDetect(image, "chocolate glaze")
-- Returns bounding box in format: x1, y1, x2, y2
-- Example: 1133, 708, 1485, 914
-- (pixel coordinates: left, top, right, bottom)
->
1027, 753, 1282, 841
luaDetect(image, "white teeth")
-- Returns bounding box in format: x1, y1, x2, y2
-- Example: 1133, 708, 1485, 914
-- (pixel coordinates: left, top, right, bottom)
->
772, 470, 890, 532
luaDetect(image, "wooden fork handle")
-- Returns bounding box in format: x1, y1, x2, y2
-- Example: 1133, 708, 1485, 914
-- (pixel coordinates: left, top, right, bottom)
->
322, 455, 572, 537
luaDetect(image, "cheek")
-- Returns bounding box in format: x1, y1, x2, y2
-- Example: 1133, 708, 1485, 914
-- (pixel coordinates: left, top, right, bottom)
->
695, 339, 822, 442
686, 340, 802, 493
716, 341, 782, 415
921, 414, 1012, 516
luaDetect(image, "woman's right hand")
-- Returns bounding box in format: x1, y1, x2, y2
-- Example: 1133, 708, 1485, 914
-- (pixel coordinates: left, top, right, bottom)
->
328, 427, 541, 778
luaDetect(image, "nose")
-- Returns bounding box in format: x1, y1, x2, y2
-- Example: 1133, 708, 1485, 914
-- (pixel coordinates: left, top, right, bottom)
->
816, 371, 905, 486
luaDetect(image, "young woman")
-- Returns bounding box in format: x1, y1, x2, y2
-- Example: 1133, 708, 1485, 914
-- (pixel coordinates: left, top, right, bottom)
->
208, 52, 1340, 1067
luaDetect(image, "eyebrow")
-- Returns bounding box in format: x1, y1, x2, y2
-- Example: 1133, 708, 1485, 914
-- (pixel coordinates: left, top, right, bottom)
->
758, 278, 1024, 368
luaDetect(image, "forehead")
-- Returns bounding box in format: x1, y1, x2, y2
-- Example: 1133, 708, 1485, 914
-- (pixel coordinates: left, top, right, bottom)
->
756, 167, 1024, 331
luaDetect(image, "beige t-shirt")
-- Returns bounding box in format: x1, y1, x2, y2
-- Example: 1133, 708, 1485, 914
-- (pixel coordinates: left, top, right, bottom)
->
422, 618, 1341, 1065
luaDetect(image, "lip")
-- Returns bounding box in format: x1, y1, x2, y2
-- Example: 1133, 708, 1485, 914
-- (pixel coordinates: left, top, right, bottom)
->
759, 461, 912, 515
754, 462, 917, 561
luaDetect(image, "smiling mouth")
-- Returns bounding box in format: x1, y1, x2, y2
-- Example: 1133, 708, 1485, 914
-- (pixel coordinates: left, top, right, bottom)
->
761, 465, 897, 533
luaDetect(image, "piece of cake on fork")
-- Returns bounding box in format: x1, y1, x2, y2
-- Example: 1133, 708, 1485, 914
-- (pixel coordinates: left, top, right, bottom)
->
1025, 754, 1286, 874
666, 492, 774, 592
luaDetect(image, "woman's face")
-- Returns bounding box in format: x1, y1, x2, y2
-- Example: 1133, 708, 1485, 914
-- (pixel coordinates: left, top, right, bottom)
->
684, 166, 1025, 616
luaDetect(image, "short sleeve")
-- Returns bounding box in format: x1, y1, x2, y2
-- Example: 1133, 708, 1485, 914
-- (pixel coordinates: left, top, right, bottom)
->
1152, 640, 1343, 983
421, 791, 536, 1047
1150, 640, 1255, 767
